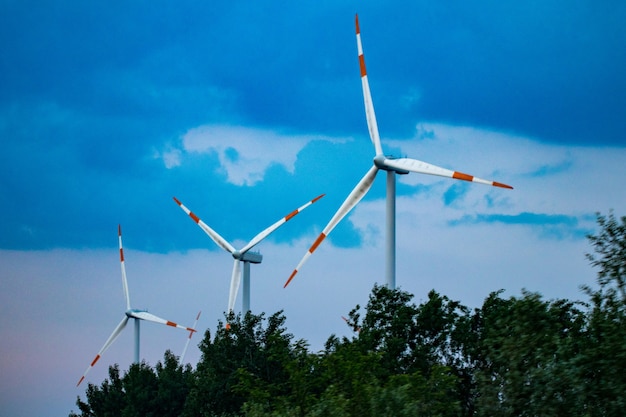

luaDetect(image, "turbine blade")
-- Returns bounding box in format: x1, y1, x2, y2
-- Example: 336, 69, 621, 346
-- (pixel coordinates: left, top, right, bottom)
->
173, 197, 236, 254
240, 194, 326, 254
284, 166, 379, 287
383, 157, 513, 189
356, 14, 383, 156
180, 310, 201, 363
129, 311, 198, 332
118, 225, 131, 310
77, 316, 129, 386
228, 259, 241, 314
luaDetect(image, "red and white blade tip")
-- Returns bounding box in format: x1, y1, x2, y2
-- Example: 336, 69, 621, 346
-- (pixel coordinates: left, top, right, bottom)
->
77, 354, 102, 386
283, 232, 327, 288
452, 171, 513, 189
285, 194, 325, 222
491, 181, 513, 189
284, 270, 298, 288
312, 193, 325, 203
167, 320, 196, 332
173, 196, 202, 223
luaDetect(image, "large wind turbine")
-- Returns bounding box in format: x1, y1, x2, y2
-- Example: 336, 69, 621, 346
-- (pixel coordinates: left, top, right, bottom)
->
77, 225, 197, 386
173, 194, 324, 318
284, 15, 512, 290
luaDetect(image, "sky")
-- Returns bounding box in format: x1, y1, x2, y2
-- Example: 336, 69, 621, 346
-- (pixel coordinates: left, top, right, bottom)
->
1, 1, 625, 416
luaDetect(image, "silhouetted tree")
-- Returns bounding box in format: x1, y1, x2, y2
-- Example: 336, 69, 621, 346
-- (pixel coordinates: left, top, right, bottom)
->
586, 211, 626, 301
71, 364, 124, 417
473, 290, 586, 416
579, 211, 626, 415
182, 311, 300, 417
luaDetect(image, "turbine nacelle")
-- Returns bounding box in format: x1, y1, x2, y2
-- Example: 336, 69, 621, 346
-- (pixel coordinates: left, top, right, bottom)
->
374, 154, 409, 174
125, 309, 147, 318
240, 251, 263, 264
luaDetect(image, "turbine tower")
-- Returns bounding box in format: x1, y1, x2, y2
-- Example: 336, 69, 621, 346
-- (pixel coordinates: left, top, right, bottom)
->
173, 194, 324, 320
77, 225, 197, 386
284, 15, 512, 290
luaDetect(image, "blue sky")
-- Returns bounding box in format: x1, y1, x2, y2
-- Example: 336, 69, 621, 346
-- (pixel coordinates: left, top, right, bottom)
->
1, 1, 626, 416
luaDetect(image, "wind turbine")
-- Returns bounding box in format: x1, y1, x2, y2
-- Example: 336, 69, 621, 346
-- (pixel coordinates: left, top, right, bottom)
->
180, 310, 201, 364
284, 14, 512, 290
173, 194, 324, 319
77, 225, 197, 386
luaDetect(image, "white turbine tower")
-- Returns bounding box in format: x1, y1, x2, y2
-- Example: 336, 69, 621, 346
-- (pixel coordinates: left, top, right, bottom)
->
284, 14, 513, 290
173, 194, 324, 321
77, 225, 197, 386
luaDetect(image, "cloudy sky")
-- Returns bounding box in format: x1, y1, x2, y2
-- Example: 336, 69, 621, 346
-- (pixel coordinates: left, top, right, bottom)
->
1, 1, 625, 416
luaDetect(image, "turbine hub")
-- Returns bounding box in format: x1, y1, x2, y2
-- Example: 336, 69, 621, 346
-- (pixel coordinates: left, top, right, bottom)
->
126, 308, 147, 318
374, 154, 409, 174
373, 154, 387, 169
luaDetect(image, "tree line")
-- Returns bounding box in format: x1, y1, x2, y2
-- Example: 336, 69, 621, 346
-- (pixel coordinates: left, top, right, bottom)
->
70, 212, 626, 417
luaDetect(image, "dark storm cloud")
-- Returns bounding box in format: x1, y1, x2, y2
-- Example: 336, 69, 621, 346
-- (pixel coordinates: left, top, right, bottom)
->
1, 0, 624, 253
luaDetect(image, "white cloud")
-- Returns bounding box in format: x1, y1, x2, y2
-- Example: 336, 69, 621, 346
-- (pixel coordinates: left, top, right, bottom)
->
178, 125, 342, 186
154, 145, 183, 168
385, 122, 626, 216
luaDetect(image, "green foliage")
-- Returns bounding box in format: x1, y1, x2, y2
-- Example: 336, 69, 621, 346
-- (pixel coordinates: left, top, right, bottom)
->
72, 364, 124, 417
71, 352, 191, 417
473, 290, 587, 416
586, 211, 626, 301
577, 211, 626, 415
182, 311, 305, 417
367, 367, 461, 417
155, 351, 194, 417
73, 211, 626, 417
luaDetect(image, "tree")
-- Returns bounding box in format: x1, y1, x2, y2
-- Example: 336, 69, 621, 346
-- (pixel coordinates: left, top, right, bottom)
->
586, 211, 626, 301
154, 351, 194, 417
71, 365, 125, 417
473, 290, 586, 417
71, 353, 192, 417
336, 285, 469, 416
349, 285, 419, 378
367, 366, 461, 417
578, 211, 626, 415
121, 362, 159, 417
183, 311, 301, 417
316, 335, 382, 417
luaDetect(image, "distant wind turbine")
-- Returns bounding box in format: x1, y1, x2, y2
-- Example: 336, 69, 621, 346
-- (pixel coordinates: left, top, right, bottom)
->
284, 14, 512, 290
180, 310, 201, 364
77, 225, 197, 386
173, 194, 324, 320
